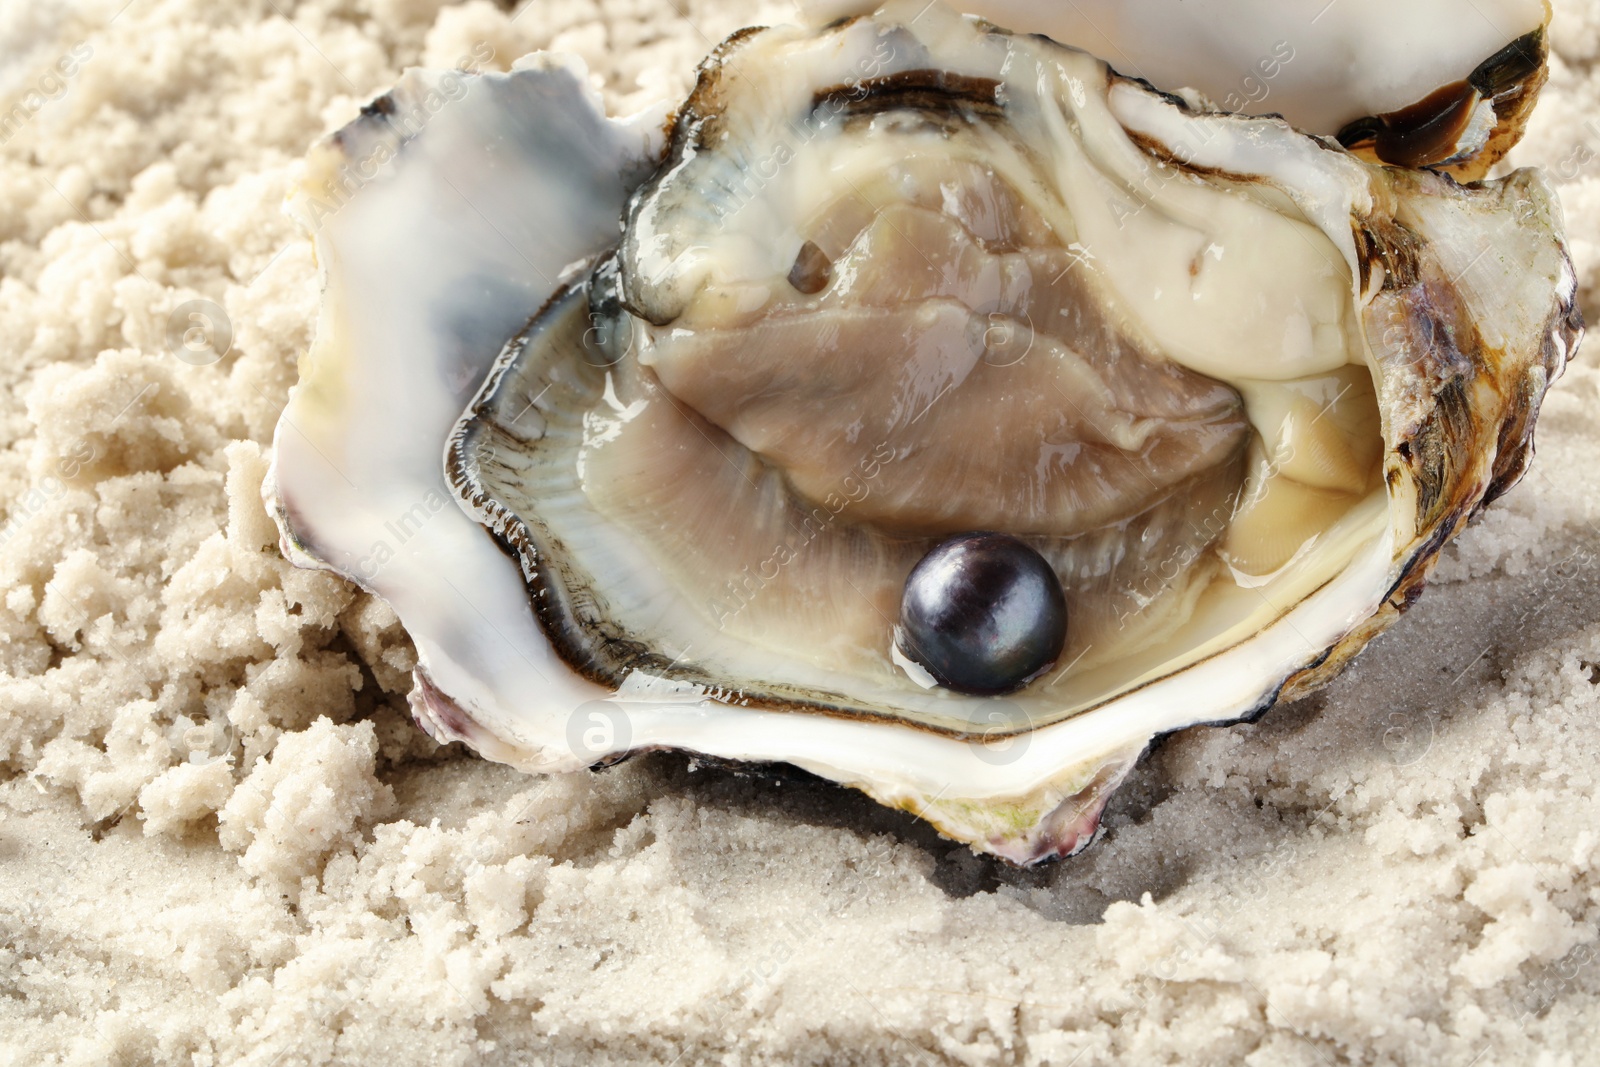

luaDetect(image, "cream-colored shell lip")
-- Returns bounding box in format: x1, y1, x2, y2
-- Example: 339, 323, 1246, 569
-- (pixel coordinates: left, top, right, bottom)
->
269, 4, 1580, 865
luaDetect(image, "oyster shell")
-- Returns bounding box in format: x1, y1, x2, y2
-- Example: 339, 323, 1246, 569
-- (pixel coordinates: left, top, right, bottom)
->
806, 0, 1552, 179
267, 58, 657, 758
268, 3, 1579, 863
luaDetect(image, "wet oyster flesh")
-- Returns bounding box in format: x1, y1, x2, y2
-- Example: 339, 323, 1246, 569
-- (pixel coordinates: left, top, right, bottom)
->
271, 3, 1579, 863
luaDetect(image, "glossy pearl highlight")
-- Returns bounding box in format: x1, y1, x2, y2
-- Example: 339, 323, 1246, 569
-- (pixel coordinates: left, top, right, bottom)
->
896, 532, 1068, 696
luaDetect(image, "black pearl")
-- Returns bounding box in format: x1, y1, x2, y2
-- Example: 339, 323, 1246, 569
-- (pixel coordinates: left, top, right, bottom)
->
897, 532, 1067, 696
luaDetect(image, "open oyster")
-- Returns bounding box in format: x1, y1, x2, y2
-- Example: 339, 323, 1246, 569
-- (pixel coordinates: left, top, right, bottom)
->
808, 0, 1553, 179
268, 2, 1579, 863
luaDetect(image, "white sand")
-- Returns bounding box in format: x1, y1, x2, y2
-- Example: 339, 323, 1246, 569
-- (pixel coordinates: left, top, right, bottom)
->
1, 0, 1599, 1063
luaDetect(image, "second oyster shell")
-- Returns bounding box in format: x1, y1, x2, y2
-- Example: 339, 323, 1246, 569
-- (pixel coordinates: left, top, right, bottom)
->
807, 0, 1553, 178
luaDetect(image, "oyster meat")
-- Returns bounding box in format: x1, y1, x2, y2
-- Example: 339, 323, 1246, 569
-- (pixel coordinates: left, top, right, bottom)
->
268, 3, 1579, 863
